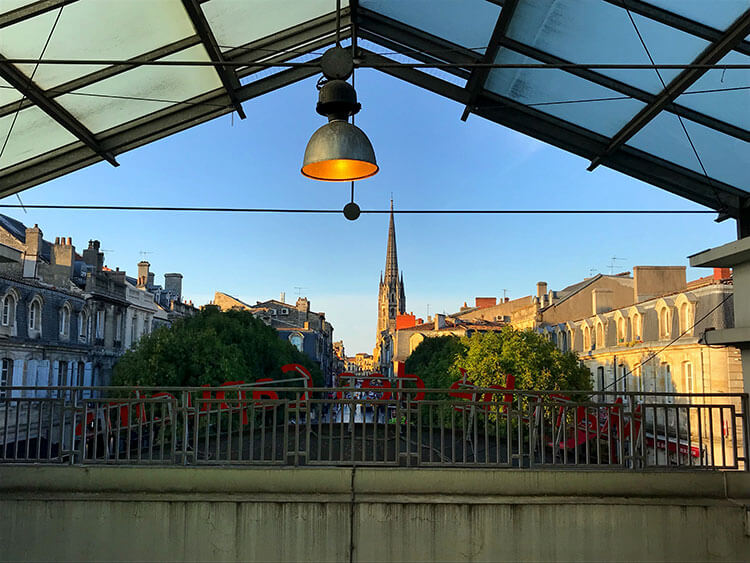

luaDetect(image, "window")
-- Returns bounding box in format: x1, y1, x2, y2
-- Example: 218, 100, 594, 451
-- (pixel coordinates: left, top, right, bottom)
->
680, 302, 691, 334
59, 304, 70, 337
597, 366, 605, 402
661, 363, 673, 402
281, 308, 289, 315
115, 313, 122, 342
29, 298, 41, 332
682, 362, 694, 394
78, 312, 87, 341
617, 318, 625, 342
583, 326, 591, 350
596, 323, 604, 349
2, 294, 15, 326
0, 358, 12, 398
95, 310, 104, 339
632, 313, 641, 340
289, 332, 304, 353
58, 361, 68, 387
131, 315, 137, 343
77, 361, 85, 386
659, 307, 670, 339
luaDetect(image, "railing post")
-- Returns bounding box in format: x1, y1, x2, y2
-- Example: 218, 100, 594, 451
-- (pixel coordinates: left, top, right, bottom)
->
741, 393, 750, 472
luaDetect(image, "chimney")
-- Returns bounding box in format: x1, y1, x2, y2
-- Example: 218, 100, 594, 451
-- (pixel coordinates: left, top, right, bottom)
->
475, 297, 497, 309
137, 261, 150, 288
592, 288, 614, 315
713, 268, 731, 280
51, 236, 75, 278
296, 297, 310, 313
536, 282, 548, 299
82, 240, 103, 272
633, 266, 686, 302
434, 313, 446, 330
23, 224, 43, 278
505, 297, 509, 303
164, 273, 183, 300
280, 292, 286, 303
147, 272, 155, 287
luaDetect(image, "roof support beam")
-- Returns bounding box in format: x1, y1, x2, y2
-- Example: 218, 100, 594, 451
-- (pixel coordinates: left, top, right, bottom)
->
460, 0, 518, 121
0, 54, 118, 166
588, 8, 750, 171
602, 0, 750, 57
495, 37, 749, 143
181, 0, 246, 119
0, 0, 77, 29
361, 49, 744, 216
357, 7, 479, 75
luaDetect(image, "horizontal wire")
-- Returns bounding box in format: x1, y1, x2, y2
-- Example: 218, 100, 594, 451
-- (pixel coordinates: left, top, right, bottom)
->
0, 84, 745, 113
0, 204, 715, 214
2, 58, 749, 70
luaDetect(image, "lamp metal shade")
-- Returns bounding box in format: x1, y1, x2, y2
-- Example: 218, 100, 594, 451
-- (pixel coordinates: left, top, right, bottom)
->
301, 120, 378, 182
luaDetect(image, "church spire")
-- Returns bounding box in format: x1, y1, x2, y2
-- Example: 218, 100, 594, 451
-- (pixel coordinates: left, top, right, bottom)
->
384, 199, 398, 283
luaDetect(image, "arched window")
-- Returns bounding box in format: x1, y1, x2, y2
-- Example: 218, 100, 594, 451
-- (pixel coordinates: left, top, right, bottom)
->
78, 311, 88, 342
28, 296, 42, 335
59, 303, 71, 338
659, 307, 670, 339
632, 313, 641, 341
583, 326, 591, 350
595, 323, 604, 349
2, 293, 16, 327
680, 302, 691, 334
289, 332, 304, 353
617, 318, 625, 342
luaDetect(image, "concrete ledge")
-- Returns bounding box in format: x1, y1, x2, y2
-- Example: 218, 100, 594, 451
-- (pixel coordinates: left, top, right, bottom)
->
1, 466, 748, 502
704, 327, 750, 348
689, 237, 750, 267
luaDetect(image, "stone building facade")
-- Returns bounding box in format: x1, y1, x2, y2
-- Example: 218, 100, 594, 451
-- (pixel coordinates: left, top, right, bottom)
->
0, 215, 194, 395
213, 291, 335, 384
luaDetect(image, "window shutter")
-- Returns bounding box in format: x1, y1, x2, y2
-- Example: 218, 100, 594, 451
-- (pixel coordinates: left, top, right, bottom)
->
84, 363, 93, 398
52, 361, 59, 388
37, 360, 50, 398
11, 360, 23, 398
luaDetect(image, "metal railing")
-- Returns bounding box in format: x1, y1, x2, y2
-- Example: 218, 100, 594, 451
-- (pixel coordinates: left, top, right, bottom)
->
0, 385, 747, 470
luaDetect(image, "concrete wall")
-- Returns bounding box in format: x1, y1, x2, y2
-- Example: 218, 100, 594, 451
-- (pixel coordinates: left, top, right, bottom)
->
1, 467, 749, 562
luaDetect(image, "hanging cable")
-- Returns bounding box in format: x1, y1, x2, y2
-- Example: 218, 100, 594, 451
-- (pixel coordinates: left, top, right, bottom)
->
0, 204, 716, 214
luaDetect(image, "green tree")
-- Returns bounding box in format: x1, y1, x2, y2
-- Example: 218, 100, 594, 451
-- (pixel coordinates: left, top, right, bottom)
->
405, 327, 591, 393
112, 307, 323, 387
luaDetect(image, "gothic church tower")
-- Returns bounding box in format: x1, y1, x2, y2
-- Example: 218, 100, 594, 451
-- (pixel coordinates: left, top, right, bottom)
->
375, 201, 405, 372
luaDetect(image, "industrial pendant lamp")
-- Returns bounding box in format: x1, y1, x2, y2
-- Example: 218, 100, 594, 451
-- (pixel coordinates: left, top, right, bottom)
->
301, 46, 378, 182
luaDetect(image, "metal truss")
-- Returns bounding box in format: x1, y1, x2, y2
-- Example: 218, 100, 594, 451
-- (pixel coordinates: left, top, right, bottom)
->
361, 49, 745, 217
181, 0, 246, 119
461, 0, 518, 121
588, 8, 750, 170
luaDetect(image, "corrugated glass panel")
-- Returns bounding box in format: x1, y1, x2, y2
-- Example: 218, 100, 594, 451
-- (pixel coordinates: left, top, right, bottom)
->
360, 0, 500, 53
0, 76, 23, 106
628, 112, 750, 192
1, 0, 195, 90
0, 105, 76, 169
506, 0, 710, 94
645, 0, 749, 32
57, 45, 222, 134
679, 51, 750, 131
204, 0, 342, 52
486, 50, 645, 136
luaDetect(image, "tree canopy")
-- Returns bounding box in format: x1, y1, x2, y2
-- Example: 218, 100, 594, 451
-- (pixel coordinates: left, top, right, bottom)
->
112, 307, 323, 387
405, 327, 592, 392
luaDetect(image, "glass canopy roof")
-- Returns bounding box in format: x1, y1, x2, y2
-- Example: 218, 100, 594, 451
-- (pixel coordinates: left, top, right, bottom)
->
0, 0, 747, 220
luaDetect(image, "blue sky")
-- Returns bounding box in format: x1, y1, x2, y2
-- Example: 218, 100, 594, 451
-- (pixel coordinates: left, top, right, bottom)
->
0, 68, 737, 354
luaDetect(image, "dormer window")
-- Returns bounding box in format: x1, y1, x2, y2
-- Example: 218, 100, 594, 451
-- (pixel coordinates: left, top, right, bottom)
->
2, 293, 16, 327
659, 307, 670, 339
59, 303, 71, 338
28, 296, 42, 336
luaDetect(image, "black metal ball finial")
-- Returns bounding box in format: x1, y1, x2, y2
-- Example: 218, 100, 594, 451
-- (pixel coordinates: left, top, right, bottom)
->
343, 202, 361, 221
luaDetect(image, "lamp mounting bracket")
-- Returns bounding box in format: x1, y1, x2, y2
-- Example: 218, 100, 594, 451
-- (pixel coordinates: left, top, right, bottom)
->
321, 46, 354, 80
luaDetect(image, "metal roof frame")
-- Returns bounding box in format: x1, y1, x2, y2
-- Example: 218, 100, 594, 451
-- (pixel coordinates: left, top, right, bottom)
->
0, 0, 747, 234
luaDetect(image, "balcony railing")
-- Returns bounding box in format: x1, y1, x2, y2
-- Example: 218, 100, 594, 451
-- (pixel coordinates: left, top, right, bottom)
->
0, 385, 747, 470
